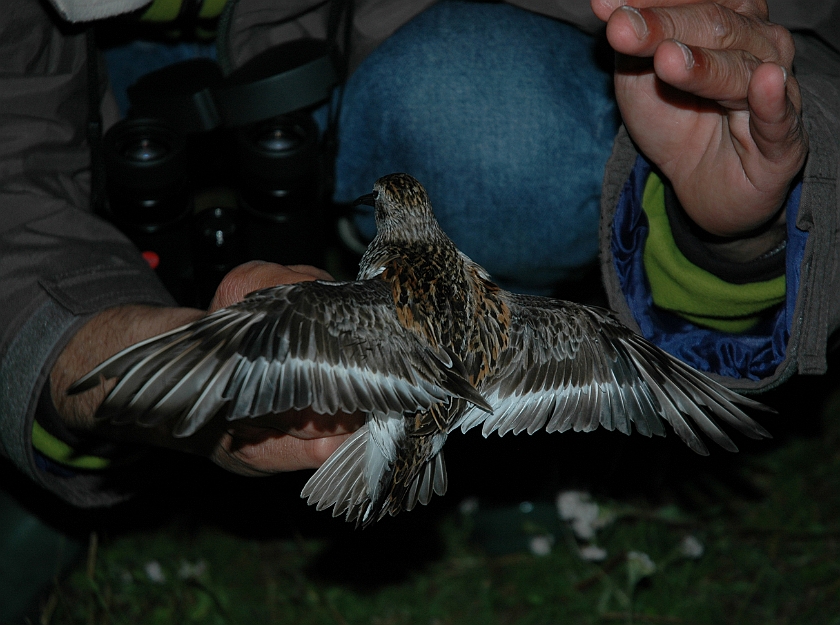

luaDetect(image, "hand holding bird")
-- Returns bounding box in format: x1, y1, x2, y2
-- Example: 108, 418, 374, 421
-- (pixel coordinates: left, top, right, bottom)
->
68, 173, 772, 527
53, 263, 361, 475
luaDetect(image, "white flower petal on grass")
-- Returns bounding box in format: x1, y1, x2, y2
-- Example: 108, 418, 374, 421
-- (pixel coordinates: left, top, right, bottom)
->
458, 497, 479, 515
556, 491, 592, 521
555, 491, 614, 540
626, 551, 656, 587
144, 560, 167, 584
178, 559, 208, 580
575, 516, 599, 539
627, 551, 656, 574
680, 535, 704, 559
578, 544, 608, 562
529, 535, 554, 557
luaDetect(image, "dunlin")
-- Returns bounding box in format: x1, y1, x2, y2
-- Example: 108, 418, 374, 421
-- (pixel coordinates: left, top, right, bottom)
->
70, 173, 771, 527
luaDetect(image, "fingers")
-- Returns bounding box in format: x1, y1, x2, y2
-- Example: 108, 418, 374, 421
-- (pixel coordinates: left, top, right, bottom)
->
286, 265, 334, 281
244, 409, 366, 439
652, 40, 761, 109
592, 0, 769, 25
208, 410, 364, 475
212, 429, 353, 475
99, 402, 363, 475
747, 62, 808, 164
604, 3, 793, 66
604, 2, 801, 118
651, 43, 805, 164
603, 1, 800, 118
594, 0, 808, 236
209, 260, 333, 311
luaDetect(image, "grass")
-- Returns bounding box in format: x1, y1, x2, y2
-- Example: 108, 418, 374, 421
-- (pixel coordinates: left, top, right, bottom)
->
29, 364, 840, 624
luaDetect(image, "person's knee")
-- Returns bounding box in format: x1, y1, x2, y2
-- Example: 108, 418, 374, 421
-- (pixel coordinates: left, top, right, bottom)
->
335, 2, 618, 289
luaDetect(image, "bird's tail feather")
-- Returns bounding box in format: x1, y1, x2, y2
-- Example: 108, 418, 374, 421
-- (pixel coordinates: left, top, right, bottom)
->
301, 422, 449, 527
302, 423, 371, 518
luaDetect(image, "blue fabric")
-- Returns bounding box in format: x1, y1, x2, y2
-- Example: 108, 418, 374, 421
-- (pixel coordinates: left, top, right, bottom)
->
611, 157, 806, 380
330, 1, 617, 291
33, 451, 76, 478
104, 41, 217, 117
102, 2, 617, 293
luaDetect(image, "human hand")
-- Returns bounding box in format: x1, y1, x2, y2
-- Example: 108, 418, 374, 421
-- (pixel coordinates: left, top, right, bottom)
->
196, 260, 362, 475
52, 261, 362, 474
591, 0, 808, 240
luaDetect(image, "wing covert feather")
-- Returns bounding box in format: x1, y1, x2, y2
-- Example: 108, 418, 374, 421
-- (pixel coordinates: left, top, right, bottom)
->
458, 293, 770, 453
69, 280, 487, 435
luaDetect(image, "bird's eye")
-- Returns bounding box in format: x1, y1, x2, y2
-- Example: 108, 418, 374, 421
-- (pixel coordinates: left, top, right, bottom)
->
372, 189, 380, 200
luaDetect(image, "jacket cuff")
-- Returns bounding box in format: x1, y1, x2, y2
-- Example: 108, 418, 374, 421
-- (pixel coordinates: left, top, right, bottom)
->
33, 382, 141, 471
605, 154, 807, 384
663, 183, 787, 284
0, 274, 173, 507
642, 171, 787, 333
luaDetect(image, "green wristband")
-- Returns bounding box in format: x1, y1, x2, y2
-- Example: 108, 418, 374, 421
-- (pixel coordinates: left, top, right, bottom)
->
32, 420, 111, 470
642, 172, 785, 333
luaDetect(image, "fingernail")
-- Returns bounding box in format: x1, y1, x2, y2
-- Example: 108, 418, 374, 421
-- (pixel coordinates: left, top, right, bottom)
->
602, 0, 627, 10
675, 40, 694, 70
622, 6, 648, 39
780, 66, 788, 84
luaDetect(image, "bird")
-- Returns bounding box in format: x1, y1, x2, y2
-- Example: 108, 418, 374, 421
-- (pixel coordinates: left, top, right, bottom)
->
69, 172, 772, 528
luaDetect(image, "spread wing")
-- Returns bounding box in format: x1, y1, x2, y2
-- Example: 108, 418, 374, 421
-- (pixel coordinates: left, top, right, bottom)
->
456, 293, 771, 455
69, 279, 490, 437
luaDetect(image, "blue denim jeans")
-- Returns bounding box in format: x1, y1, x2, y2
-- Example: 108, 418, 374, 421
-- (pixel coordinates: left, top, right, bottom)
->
105, 1, 617, 292
332, 2, 617, 291
105, 41, 218, 117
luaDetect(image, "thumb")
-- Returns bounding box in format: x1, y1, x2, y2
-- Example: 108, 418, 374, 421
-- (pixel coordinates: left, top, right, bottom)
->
209, 261, 331, 311
748, 62, 808, 166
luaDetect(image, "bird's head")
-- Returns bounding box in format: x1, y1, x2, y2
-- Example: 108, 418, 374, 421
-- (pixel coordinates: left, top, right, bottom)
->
353, 173, 440, 241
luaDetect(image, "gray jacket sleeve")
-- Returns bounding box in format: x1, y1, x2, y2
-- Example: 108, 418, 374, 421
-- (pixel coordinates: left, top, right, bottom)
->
224, 0, 604, 76
599, 31, 840, 392
0, 0, 175, 506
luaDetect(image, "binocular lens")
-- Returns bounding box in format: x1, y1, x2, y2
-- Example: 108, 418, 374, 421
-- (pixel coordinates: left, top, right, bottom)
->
102, 111, 326, 307
122, 138, 169, 162
256, 125, 304, 152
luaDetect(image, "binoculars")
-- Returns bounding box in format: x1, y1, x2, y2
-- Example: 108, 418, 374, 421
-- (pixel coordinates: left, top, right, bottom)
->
101, 40, 338, 307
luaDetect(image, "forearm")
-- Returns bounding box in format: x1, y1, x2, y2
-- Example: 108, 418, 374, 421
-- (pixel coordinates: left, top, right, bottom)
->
46, 262, 359, 480
0, 0, 183, 505
50, 305, 204, 431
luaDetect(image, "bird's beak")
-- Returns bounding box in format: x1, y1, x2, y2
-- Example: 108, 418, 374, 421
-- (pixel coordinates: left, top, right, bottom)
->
352, 193, 376, 208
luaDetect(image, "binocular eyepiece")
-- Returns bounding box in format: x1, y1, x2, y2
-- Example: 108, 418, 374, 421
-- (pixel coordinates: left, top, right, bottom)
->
101, 41, 337, 307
